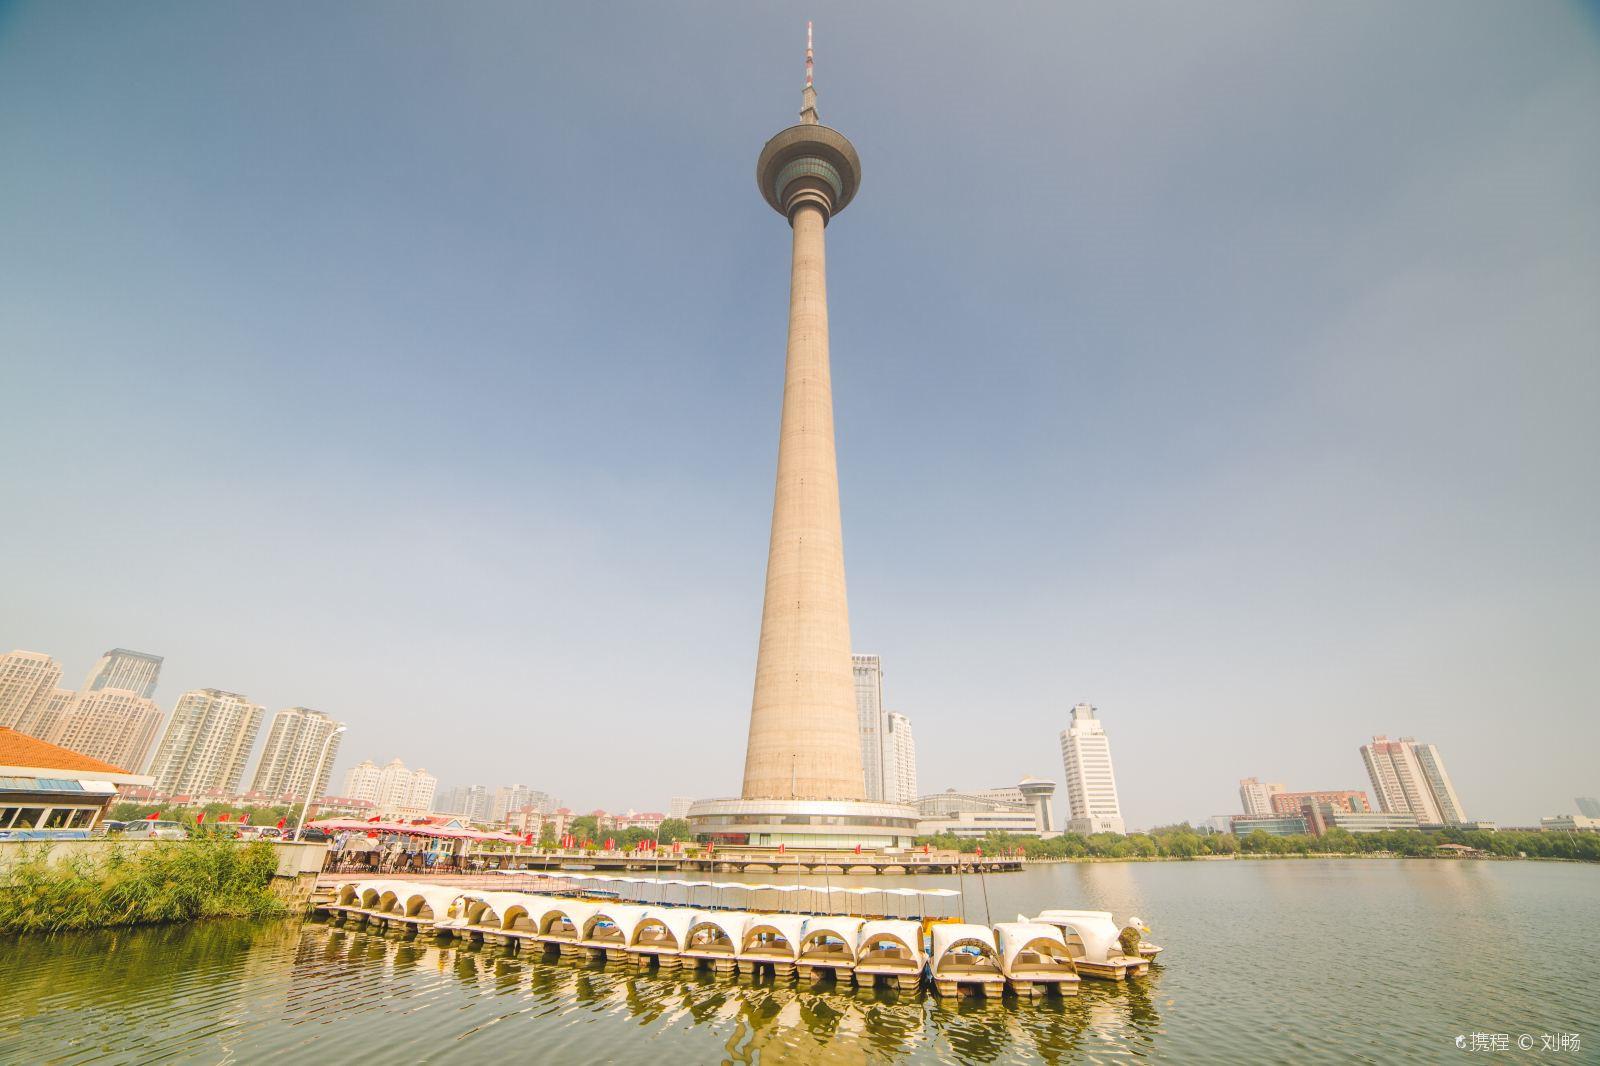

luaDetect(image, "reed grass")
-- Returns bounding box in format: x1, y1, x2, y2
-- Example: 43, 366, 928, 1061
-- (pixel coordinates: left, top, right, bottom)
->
0, 838, 286, 935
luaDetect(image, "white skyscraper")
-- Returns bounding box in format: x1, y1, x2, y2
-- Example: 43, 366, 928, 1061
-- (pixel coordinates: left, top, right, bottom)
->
1059, 703, 1125, 836
82, 648, 163, 700
147, 689, 264, 795
853, 654, 887, 801
1239, 777, 1286, 816
249, 707, 345, 801
1362, 735, 1466, 825
47, 689, 165, 772
0, 651, 63, 731
885, 711, 918, 804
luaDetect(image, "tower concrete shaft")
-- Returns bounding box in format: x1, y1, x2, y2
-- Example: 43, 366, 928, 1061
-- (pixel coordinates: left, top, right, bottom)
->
742, 66, 865, 802
741, 200, 864, 801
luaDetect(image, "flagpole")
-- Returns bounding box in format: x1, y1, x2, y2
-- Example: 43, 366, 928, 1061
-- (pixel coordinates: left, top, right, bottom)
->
293, 725, 346, 843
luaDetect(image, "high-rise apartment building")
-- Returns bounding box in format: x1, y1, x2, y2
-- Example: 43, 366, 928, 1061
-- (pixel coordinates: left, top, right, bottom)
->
343, 760, 380, 804
1578, 797, 1600, 819
1239, 777, 1285, 816
885, 711, 918, 804
852, 654, 918, 804
493, 784, 536, 823
366, 758, 436, 815
669, 797, 693, 820
0, 651, 63, 731
48, 689, 165, 772
853, 654, 886, 801
17, 688, 76, 741
249, 707, 344, 801
82, 649, 163, 700
1409, 742, 1467, 825
1360, 735, 1467, 825
147, 689, 263, 795
1060, 703, 1125, 835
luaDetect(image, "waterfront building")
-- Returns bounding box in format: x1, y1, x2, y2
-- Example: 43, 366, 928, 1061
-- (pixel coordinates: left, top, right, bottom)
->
46, 689, 165, 772
248, 707, 344, 802
1269, 790, 1371, 816
1238, 777, 1285, 816
1540, 814, 1600, 832
1016, 777, 1057, 833
915, 788, 1042, 839
1577, 797, 1600, 818
343, 760, 380, 803
0, 651, 63, 731
1323, 811, 1420, 833
0, 727, 154, 832
1060, 703, 1125, 836
1230, 814, 1309, 836
685, 33, 917, 850
81, 648, 163, 700
146, 689, 263, 795
1361, 735, 1467, 824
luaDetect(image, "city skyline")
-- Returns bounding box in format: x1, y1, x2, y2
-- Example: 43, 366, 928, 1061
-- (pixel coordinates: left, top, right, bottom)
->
2, 6, 1596, 827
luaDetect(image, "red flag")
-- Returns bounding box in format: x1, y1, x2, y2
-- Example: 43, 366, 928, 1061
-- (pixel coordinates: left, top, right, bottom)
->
276, 818, 286, 830
145, 812, 160, 821
196, 812, 206, 824
777, 842, 785, 854
367, 830, 378, 839
923, 843, 930, 854
854, 843, 861, 855
366, 815, 382, 823
976, 847, 983, 857
523, 833, 533, 846
219, 813, 231, 822
238, 814, 250, 826
604, 837, 614, 850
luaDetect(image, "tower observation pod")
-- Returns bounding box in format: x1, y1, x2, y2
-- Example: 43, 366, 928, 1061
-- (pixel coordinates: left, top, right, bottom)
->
687, 26, 919, 852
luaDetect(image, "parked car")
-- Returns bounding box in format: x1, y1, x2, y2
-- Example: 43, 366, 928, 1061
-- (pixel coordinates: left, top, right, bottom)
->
258, 826, 283, 840
123, 820, 188, 840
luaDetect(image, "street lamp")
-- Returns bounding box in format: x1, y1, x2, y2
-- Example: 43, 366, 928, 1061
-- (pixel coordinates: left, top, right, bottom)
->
293, 725, 346, 843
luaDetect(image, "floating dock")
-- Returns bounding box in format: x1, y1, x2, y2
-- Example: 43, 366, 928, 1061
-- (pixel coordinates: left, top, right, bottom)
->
316, 878, 1161, 1001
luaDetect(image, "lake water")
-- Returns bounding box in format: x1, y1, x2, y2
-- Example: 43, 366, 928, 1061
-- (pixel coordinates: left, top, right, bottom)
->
2, 859, 1595, 1064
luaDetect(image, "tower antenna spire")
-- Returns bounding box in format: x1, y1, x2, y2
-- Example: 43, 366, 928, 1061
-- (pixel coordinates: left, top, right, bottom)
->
800, 22, 818, 123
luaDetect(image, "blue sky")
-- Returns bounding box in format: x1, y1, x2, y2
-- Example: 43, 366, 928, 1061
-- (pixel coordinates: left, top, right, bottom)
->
2, 3, 1596, 827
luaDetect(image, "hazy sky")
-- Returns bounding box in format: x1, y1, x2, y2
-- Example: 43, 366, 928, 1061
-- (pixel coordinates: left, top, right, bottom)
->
3, 3, 1596, 828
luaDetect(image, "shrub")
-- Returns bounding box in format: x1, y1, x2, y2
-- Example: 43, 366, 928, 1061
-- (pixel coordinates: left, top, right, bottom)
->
0, 838, 286, 935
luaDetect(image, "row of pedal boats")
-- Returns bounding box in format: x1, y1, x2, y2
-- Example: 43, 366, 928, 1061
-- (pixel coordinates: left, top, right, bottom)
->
320, 880, 1163, 1000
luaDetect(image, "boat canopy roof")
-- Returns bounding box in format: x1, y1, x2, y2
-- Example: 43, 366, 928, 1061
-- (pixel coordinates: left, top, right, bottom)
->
993, 922, 1069, 971
930, 923, 999, 969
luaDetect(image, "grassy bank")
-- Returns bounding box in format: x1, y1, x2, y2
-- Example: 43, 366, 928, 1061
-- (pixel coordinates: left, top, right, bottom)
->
0, 838, 287, 935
